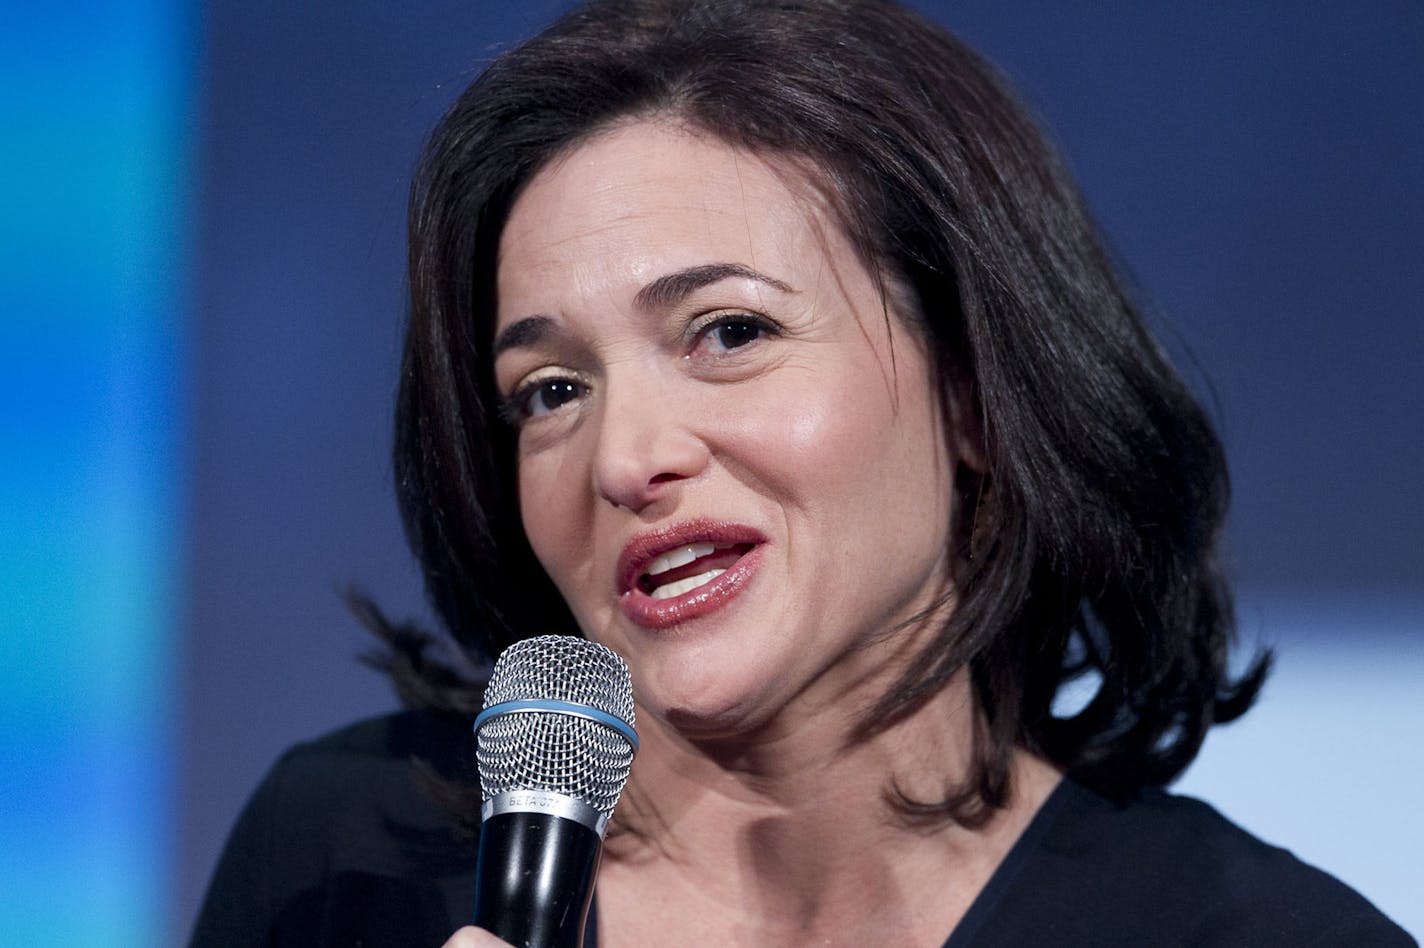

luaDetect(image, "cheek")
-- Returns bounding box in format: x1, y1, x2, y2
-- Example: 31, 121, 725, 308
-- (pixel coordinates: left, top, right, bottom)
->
710, 363, 906, 513
759, 358, 954, 553
516, 447, 589, 591
734, 395, 839, 465
715, 383, 833, 485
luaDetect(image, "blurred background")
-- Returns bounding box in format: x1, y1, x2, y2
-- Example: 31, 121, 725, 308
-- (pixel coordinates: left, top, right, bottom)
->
2, 1, 1420, 945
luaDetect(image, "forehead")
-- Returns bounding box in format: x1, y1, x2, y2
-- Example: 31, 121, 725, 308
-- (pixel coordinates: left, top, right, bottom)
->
494, 120, 857, 326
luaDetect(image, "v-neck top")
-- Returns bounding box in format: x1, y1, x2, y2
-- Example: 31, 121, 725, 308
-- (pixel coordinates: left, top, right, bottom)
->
190, 710, 1414, 947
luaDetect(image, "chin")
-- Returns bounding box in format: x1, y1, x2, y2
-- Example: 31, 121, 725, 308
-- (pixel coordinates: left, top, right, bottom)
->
634, 656, 783, 741
654, 703, 780, 747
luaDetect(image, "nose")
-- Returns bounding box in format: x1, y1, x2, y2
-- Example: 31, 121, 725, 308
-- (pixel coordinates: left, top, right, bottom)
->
591, 373, 709, 512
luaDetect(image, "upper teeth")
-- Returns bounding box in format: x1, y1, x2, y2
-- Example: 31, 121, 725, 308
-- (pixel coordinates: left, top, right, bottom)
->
644, 542, 716, 579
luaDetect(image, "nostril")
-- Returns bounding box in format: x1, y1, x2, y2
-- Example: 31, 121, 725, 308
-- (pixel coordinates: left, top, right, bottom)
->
649, 472, 683, 485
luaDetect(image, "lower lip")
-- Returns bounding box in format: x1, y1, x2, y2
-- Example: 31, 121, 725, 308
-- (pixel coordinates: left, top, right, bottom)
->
619, 544, 765, 629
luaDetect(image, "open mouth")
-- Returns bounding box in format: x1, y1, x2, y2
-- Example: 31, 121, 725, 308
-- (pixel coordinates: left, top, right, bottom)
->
637, 542, 755, 600
617, 521, 766, 628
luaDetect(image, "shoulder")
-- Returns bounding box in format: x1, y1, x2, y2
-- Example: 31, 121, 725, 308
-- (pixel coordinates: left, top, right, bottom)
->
263, 707, 474, 803
190, 709, 479, 947
275, 705, 474, 768
243, 708, 475, 849
1088, 787, 1404, 939
959, 779, 1415, 947
256, 706, 478, 861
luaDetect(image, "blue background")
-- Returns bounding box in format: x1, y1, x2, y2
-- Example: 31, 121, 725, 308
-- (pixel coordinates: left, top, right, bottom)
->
2, 2, 1419, 945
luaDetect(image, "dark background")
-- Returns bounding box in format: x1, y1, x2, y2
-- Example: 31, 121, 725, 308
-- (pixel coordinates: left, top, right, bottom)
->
180, 2, 1424, 942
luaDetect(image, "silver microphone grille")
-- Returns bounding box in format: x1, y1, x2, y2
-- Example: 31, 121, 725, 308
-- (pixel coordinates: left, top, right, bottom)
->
475, 636, 637, 821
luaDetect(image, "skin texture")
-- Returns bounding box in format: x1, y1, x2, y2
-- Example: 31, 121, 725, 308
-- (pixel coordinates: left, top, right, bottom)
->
494, 120, 964, 740
472, 120, 1059, 947
441, 929, 512, 948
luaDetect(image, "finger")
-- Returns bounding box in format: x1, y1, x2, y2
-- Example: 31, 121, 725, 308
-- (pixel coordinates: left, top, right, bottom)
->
439, 925, 514, 948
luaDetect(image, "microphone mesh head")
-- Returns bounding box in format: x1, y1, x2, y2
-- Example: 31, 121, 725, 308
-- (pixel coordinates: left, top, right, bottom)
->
476, 636, 636, 820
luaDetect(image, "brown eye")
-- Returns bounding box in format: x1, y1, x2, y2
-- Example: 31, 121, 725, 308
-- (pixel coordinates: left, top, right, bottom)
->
505, 377, 587, 424
712, 321, 762, 349
528, 379, 584, 415
695, 313, 778, 354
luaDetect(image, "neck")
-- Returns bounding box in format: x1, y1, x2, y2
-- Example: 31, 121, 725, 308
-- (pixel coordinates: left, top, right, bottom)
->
599, 670, 1061, 945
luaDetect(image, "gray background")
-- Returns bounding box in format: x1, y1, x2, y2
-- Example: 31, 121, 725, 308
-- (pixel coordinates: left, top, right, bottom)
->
179, 2, 1424, 942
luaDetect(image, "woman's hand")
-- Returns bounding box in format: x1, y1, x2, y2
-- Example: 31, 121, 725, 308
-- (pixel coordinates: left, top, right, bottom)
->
440, 926, 514, 947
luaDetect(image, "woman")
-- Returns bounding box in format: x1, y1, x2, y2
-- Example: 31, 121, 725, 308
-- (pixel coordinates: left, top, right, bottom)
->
193, 1, 1411, 945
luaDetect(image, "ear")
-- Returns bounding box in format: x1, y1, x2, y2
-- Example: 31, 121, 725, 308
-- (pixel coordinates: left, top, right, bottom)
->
944, 373, 987, 474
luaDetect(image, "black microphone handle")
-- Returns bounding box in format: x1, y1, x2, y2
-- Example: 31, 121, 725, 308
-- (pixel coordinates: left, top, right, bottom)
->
472, 810, 604, 948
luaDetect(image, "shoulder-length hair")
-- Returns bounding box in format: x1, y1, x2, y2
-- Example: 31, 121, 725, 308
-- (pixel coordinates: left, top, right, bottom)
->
365, 0, 1268, 822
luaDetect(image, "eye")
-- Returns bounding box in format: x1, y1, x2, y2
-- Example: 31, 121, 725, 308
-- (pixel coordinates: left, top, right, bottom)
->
501, 375, 588, 425
691, 312, 778, 355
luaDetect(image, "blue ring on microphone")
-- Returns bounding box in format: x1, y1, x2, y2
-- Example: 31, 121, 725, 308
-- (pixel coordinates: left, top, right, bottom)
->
475, 698, 639, 752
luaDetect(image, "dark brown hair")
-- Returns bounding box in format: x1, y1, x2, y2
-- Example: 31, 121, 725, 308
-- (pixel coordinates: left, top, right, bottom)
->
363, 0, 1269, 823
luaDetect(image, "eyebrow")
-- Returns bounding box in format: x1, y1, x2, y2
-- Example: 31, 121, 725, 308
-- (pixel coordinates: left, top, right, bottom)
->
634, 262, 795, 311
492, 314, 554, 359
492, 263, 796, 359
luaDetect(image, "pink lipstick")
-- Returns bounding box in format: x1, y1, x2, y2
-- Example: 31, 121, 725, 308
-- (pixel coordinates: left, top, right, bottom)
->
617, 519, 766, 629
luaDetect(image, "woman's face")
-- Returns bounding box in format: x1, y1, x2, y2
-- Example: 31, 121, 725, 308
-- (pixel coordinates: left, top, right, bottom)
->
493, 120, 971, 739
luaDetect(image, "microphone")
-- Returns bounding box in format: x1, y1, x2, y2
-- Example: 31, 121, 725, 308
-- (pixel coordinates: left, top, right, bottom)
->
472, 636, 638, 948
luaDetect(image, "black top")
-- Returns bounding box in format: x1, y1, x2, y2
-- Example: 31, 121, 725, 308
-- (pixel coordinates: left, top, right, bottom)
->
190, 710, 1415, 947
